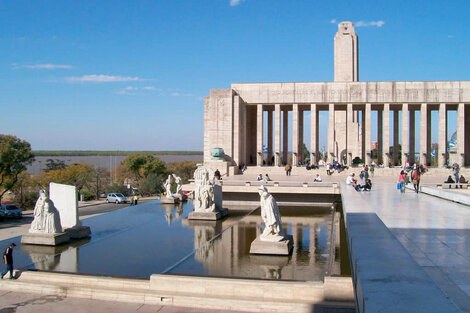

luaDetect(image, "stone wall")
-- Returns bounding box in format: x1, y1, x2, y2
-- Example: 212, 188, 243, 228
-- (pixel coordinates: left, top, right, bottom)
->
231, 81, 470, 104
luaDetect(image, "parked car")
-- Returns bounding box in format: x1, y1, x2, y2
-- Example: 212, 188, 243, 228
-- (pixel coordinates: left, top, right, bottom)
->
106, 193, 128, 204
0, 204, 23, 219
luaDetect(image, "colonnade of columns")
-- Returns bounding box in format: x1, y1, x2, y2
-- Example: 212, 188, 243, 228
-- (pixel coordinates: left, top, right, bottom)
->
253, 103, 469, 168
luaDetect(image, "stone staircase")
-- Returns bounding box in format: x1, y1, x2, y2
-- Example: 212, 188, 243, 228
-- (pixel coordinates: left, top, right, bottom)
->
0, 271, 355, 313
233, 166, 470, 180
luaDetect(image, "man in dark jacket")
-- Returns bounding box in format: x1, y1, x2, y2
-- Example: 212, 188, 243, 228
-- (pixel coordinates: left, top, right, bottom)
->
1, 243, 16, 279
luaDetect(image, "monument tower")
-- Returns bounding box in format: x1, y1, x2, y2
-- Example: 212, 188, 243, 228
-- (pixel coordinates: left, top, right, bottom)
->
334, 21, 358, 82
331, 22, 362, 164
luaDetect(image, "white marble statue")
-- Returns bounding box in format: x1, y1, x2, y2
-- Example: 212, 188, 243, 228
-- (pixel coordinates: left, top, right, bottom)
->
258, 185, 285, 242
163, 175, 173, 199
29, 190, 62, 234
193, 167, 215, 212
172, 174, 183, 198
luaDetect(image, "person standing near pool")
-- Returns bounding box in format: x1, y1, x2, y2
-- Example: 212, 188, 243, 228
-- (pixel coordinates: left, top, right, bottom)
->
1, 243, 16, 279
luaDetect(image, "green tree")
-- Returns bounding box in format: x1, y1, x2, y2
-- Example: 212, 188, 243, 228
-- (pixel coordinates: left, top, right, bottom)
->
105, 182, 127, 195
166, 160, 199, 183
139, 173, 164, 196
302, 143, 310, 162
0, 135, 34, 203
123, 153, 166, 181
38, 163, 94, 192
44, 158, 66, 171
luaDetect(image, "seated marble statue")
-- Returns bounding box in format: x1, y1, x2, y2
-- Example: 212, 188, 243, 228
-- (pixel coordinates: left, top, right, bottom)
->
29, 190, 62, 234
193, 167, 215, 212
258, 185, 285, 242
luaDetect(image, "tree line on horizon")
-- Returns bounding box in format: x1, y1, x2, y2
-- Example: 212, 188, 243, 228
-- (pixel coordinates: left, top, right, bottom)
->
0, 134, 200, 210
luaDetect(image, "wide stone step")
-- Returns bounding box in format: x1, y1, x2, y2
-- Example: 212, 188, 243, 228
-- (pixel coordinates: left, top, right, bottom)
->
1, 271, 354, 313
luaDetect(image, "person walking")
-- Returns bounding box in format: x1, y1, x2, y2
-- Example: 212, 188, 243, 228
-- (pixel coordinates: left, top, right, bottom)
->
411, 167, 421, 193
285, 164, 291, 176
398, 170, 407, 193
1, 243, 16, 279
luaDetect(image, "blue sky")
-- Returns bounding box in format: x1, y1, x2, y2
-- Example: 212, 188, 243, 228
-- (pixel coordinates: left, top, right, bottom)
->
0, 0, 468, 151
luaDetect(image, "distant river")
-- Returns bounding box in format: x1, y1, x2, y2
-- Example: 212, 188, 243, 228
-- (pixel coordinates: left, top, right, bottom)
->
27, 154, 203, 174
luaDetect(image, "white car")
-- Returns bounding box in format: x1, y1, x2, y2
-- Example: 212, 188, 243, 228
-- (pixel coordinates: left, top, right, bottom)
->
106, 193, 128, 204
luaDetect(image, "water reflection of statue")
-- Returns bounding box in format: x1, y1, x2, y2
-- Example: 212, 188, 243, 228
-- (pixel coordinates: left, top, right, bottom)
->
194, 225, 215, 263
30, 190, 62, 234
262, 265, 282, 280
194, 168, 215, 212
258, 186, 284, 242
165, 206, 174, 225
163, 175, 173, 199
175, 202, 183, 219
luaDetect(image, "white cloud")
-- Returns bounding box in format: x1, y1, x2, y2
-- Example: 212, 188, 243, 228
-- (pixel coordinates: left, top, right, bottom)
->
14, 63, 73, 70
67, 74, 142, 83
230, 0, 244, 6
171, 92, 180, 97
355, 20, 385, 28
117, 85, 158, 95
142, 86, 157, 90
330, 19, 337, 24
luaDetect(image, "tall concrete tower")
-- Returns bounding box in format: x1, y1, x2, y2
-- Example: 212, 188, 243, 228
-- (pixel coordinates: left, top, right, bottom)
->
332, 21, 361, 165
334, 21, 358, 82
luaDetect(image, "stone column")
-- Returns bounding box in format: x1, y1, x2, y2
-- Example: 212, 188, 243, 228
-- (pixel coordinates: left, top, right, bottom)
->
377, 108, 383, 165
298, 110, 304, 164
420, 103, 428, 166
328, 103, 335, 163
465, 104, 470, 167
256, 104, 263, 166
283, 109, 288, 164
267, 110, 273, 164
457, 103, 465, 167
292, 104, 299, 166
361, 108, 366, 161
346, 103, 353, 166
383, 103, 390, 166
365, 103, 371, 165
310, 104, 318, 165
409, 109, 415, 163
233, 95, 241, 166
393, 109, 399, 165
275, 104, 281, 166
438, 103, 447, 167
401, 103, 409, 166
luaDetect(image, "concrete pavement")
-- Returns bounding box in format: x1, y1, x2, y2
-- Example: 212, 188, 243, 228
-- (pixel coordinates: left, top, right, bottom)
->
0, 290, 250, 313
341, 182, 470, 312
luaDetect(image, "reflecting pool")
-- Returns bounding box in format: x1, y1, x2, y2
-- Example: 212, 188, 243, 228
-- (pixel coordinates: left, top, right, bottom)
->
2, 200, 336, 281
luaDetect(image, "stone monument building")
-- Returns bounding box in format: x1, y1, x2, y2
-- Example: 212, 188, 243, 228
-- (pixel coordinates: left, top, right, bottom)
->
204, 21, 470, 175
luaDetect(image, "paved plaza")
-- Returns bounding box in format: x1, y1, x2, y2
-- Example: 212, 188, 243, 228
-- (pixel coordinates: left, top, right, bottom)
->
0, 290, 250, 313
341, 182, 470, 312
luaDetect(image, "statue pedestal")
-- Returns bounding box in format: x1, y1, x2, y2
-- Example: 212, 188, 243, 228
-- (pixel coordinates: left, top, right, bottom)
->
188, 208, 228, 221
21, 232, 70, 246
161, 197, 180, 204
65, 225, 91, 239
249, 235, 293, 256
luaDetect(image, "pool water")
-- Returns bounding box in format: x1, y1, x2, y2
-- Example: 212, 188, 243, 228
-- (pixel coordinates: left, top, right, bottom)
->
3, 200, 335, 281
